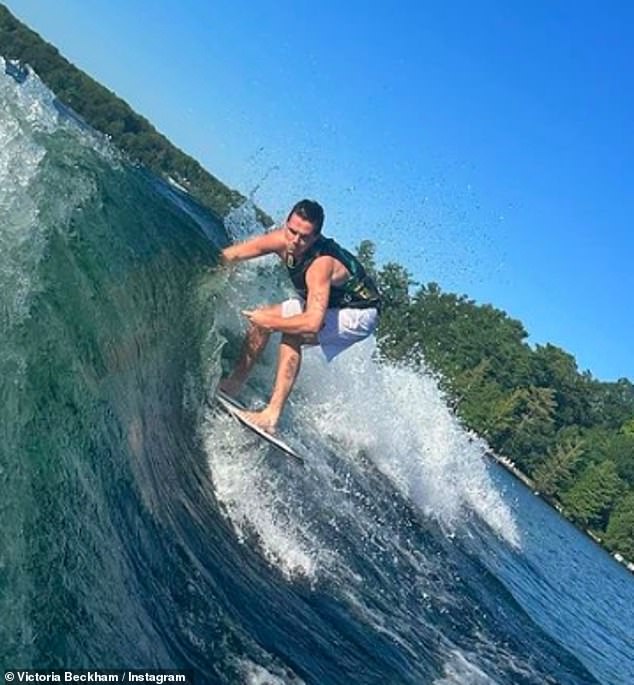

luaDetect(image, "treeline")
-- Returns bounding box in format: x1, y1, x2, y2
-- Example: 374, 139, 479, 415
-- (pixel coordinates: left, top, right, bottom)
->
357, 241, 634, 562
0, 3, 271, 224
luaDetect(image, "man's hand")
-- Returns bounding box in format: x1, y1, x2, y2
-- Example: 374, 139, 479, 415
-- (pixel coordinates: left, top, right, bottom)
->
242, 308, 275, 330
240, 255, 334, 336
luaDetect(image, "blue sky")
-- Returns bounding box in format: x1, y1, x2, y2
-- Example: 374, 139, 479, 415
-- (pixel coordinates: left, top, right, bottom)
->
6, 0, 633, 381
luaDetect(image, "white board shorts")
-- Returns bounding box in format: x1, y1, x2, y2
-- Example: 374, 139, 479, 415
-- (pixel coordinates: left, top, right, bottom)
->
281, 298, 379, 362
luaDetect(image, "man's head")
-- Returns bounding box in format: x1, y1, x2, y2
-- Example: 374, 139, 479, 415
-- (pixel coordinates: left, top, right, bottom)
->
284, 199, 324, 260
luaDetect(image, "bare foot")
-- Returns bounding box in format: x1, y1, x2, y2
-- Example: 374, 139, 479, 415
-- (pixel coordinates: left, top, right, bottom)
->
235, 408, 279, 435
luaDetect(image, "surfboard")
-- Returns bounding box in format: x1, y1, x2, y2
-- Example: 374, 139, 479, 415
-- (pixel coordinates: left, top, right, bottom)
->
215, 390, 305, 463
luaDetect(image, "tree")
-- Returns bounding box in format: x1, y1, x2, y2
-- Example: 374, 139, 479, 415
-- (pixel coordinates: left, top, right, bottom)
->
355, 240, 377, 281
562, 461, 625, 531
605, 492, 634, 559
602, 433, 634, 486
373, 262, 416, 362
531, 344, 594, 428
621, 417, 634, 436
590, 379, 634, 430
378, 262, 414, 310
533, 436, 585, 497
485, 386, 556, 471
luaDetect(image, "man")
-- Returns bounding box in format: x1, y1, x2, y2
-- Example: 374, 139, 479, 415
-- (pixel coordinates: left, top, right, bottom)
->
220, 199, 381, 432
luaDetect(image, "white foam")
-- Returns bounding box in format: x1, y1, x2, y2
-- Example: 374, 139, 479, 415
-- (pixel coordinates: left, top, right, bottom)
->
0, 60, 51, 334
434, 650, 500, 685
238, 658, 305, 685
203, 409, 320, 580
0, 58, 114, 335
298, 341, 520, 546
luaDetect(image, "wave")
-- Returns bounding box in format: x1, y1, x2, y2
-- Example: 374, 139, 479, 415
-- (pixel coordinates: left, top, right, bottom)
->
0, 58, 603, 684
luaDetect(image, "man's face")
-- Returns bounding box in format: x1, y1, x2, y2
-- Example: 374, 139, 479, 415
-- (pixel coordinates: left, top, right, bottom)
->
284, 212, 318, 258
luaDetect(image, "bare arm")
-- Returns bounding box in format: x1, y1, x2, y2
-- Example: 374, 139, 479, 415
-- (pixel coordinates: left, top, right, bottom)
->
221, 228, 286, 264
243, 256, 334, 335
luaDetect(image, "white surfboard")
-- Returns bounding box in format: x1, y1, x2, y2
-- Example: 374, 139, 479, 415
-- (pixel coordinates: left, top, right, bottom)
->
215, 390, 305, 463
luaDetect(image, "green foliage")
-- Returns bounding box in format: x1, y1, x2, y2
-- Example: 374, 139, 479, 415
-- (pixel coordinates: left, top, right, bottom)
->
356, 240, 378, 280
401, 283, 532, 389
453, 360, 505, 435
604, 492, 634, 560
602, 433, 634, 485
530, 344, 595, 428
621, 417, 634, 436
533, 436, 585, 497
591, 379, 634, 429
571, 427, 634, 486
371, 259, 415, 362
489, 386, 557, 471
562, 461, 625, 531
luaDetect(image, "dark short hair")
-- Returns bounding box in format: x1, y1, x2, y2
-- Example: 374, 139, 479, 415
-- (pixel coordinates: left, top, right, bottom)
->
287, 199, 325, 234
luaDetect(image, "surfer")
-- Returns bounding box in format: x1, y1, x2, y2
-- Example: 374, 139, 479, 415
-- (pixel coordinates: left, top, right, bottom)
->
219, 199, 381, 433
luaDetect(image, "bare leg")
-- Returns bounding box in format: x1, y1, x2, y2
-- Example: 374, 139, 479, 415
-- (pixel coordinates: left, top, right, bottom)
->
219, 304, 282, 396
239, 333, 309, 433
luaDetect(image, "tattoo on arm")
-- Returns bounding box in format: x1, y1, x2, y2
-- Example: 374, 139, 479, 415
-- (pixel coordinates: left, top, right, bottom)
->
308, 289, 328, 315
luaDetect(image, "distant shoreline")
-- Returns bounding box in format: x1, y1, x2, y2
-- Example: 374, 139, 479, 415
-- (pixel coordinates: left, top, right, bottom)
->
487, 452, 634, 574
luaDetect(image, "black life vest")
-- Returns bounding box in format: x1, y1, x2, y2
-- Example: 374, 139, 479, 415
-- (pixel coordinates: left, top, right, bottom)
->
286, 236, 381, 310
